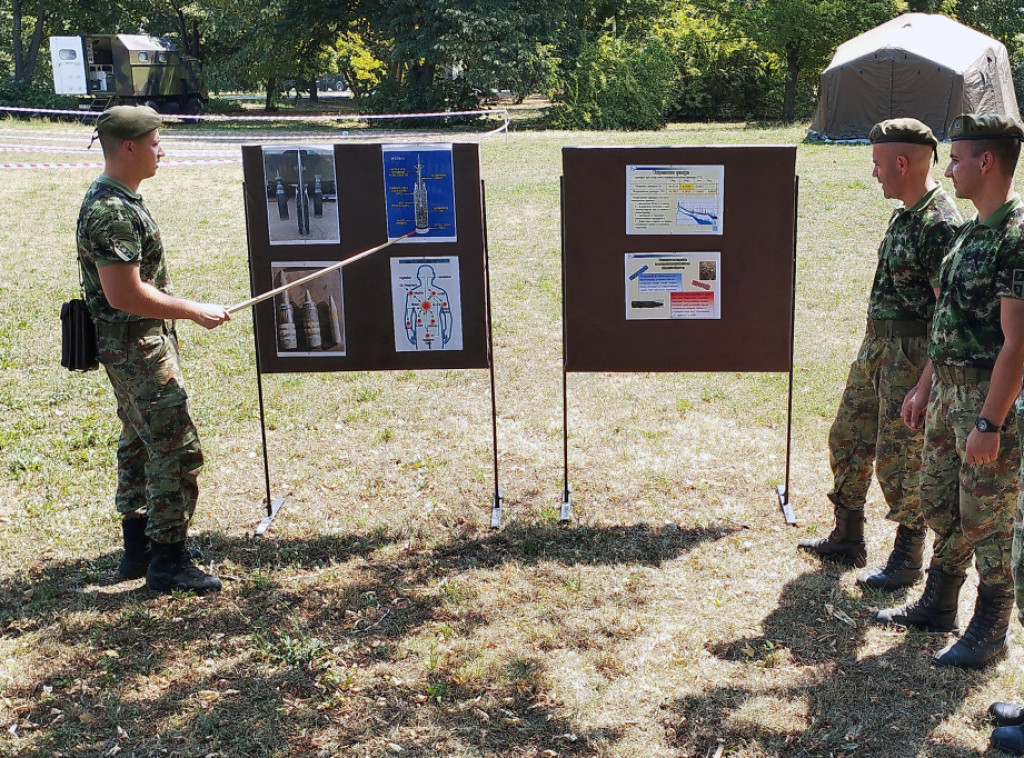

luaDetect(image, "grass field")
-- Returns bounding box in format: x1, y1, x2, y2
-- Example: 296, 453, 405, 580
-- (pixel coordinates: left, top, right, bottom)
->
0, 117, 1020, 757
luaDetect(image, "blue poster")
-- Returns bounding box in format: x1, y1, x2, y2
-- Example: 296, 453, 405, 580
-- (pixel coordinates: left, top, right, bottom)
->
382, 144, 457, 243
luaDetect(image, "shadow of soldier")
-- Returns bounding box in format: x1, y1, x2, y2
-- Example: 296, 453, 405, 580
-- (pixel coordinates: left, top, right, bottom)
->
662, 567, 998, 756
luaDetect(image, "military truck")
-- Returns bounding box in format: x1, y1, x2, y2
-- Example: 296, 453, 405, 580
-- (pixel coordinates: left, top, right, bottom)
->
49, 34, 207, 114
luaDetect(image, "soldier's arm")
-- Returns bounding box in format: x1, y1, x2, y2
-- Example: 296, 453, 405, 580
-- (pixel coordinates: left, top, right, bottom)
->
965, 297, 1024, 464
903, 358, 933, 430
98, 263, 230, 329
902, 286, 941, 430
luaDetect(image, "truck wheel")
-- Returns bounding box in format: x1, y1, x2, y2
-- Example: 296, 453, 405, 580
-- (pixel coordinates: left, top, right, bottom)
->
143, 99, 160, 113
180, 97, 204, 124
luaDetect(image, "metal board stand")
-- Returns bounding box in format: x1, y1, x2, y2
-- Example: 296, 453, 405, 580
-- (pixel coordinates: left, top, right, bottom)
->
776, 177, 799, 526
244, 186, 286, 537
481, 181, 504, 527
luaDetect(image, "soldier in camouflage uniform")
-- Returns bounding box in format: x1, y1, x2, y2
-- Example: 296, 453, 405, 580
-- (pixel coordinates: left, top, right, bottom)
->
873, 114, 1024, 672
77, 105, 230, 594
799, 119, 961, 591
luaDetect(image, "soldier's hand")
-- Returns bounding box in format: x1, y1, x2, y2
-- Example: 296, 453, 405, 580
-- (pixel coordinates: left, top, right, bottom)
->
965, 428, 1000, 465
901, 386, 928, 430
190, 303, 231, 329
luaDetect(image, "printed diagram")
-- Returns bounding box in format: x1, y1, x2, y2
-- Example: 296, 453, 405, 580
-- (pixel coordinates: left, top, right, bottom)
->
382, 144, 457, 243
270, 263, 346, 356
624, 252, 721, 320
626, 164, 724, 236
391, 257, 463, 352
262, 146, 341, 245
677, 199, 719, 230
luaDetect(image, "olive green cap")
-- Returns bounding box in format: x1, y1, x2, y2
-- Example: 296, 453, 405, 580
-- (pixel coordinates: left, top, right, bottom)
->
96, 105, 162, 139
868, 117, 938, 149
949, 113, 1024, 141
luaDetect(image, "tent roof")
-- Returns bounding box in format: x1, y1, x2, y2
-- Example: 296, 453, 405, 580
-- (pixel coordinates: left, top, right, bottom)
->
825, 13, 1002, 74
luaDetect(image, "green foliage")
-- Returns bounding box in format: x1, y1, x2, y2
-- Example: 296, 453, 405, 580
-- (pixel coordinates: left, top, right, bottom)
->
364, 76, 477, 117
0, 78, 77, 109
549, 34, 677, 130
659, 10, 783, 120
334, 31, 385, 99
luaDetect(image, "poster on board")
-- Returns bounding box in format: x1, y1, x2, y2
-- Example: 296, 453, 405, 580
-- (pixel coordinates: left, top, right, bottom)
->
269, 262, 346, 356
624, 252, 721, 320
382, 144, 457, 242
625, 165, 724, 236
262, 146, 341, 245
390, 256, 463, 352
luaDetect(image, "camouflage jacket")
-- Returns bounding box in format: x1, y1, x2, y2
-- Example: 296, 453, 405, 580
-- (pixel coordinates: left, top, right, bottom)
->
930, 196, 1024, 368
867, 185, 962, 321
76, 175, 172, 324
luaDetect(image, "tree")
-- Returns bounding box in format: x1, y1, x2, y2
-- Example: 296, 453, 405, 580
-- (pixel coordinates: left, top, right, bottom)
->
699, 0, 901, 122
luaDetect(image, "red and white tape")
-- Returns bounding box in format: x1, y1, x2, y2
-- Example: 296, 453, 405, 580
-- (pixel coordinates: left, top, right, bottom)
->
0, 157, 240, 170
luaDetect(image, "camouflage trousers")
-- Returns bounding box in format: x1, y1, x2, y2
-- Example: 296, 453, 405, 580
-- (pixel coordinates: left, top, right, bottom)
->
827, 330, 928, 526
922, 375, 1018, 592
1012, 396, 1024, 622
97, 318, 203, 544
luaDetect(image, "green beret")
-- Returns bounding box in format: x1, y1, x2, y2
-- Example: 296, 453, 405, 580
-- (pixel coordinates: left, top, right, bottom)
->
949, 113, 1024, 141
95, 105, 162, 139
868, 117, 938, 150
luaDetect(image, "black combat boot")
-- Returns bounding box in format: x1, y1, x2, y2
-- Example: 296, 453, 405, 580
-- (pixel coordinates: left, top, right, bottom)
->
856, 524, 927, 590
797, 506, 867, 567
146, 540, 222, 594
117, 517, 151, 580
871, 567, 965, 632
932, 583, 1012, 669
990, 703, 1024, 727
991, 724, 1024, 756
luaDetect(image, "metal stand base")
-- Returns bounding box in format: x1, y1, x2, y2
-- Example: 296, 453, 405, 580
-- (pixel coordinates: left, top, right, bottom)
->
254, 497, 286, 537
777, 485, 796, 526
560, 485, 572, 522
490, 487, 504, 528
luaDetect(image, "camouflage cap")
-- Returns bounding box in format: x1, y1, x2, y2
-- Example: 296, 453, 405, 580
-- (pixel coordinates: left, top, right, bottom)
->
949, 113, 1024, 141
869, 117, 938, 149
96, 105, 162, 139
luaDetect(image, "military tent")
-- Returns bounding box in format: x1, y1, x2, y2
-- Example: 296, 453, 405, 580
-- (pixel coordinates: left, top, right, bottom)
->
809, 13, 1020, 140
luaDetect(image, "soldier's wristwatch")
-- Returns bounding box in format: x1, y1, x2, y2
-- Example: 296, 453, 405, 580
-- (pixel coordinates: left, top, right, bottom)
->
975, 417, 1002, 433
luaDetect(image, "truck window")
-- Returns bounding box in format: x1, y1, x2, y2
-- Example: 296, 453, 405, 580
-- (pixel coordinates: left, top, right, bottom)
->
138, 52, 149, 62
59, 49, 77, 61
157, 53, 168, 64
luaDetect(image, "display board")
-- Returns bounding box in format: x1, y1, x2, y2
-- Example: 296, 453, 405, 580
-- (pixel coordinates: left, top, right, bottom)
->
562, 146, 797, 372
242, 143, 490, 373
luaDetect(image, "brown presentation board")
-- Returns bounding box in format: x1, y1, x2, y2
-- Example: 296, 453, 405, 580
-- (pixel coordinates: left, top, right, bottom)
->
242, 142, 490, 373
562, 146, 797, 373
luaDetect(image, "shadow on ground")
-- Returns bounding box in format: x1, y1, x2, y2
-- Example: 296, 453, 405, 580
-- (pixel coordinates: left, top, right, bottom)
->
1, 521, 732, 756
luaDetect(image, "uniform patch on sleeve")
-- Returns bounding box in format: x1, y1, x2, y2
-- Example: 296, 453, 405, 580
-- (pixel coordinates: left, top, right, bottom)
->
1014, 269, 1024, 298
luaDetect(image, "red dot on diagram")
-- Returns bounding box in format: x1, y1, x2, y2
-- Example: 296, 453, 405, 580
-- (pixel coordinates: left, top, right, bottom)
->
421, 301, 431, 310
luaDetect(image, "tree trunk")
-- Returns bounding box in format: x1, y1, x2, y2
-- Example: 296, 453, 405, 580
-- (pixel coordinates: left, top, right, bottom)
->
782, 40, 799, 123
265, 78, 278, 111
308, 77, 318, 103
24, 0, 47, 83
13, 0, 24, 82
11, 0, 47, 85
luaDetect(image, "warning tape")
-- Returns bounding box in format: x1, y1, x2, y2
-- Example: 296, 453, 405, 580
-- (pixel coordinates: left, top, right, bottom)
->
0, 157, 240, 170
0, 105, 509, 168
0, 143, 239, 156
0, 104, 509, 127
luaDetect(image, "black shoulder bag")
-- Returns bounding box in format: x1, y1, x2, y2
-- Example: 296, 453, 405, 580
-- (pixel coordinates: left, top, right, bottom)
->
60, 258, 98, 372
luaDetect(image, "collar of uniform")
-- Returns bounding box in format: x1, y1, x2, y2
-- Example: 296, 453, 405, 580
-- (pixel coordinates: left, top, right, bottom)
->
979, 194, 1022, 229
96, 174, 142, 201
904, 184, 942, 214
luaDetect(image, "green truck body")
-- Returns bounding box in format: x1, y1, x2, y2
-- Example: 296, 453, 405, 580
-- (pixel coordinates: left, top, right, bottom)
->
50, 34, 207, 113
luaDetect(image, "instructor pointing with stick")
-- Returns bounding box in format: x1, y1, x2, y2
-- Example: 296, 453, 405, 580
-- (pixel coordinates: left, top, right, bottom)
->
77, 105, 229, 594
